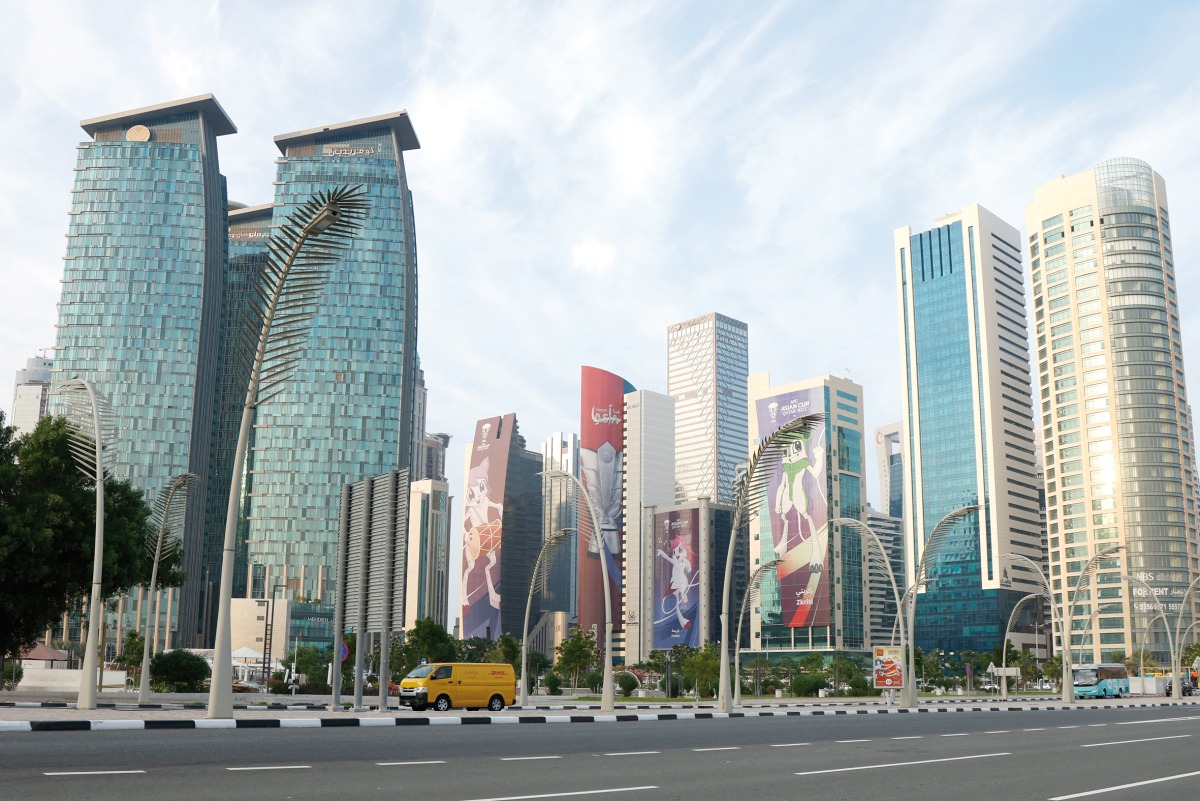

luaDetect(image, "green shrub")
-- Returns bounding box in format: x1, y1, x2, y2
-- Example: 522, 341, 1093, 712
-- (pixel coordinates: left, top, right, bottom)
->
791, 674, 827, 697
2, 661, 22, 690
543, 673, 563, 695
618, 673, 638, 697
149, 649, 210, 692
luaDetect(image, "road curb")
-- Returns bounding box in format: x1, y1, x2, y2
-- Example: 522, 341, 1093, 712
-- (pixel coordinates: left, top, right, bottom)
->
2, 699, 1195, 733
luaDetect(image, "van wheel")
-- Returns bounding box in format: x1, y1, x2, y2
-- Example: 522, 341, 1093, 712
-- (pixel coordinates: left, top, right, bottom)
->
488, 695, 505, 712
434, 695, 451, 712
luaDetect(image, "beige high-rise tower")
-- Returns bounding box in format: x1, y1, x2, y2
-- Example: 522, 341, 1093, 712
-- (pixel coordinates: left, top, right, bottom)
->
1026, 158, 1200, 666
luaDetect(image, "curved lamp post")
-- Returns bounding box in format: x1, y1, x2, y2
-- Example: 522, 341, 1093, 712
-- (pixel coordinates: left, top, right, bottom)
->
1003, 544, 1122, 704
541, 470, 614, 712
717, 413, 824, 713
209, 186, 370, 719
1000, 593, 1039, 700
733, 558, 780, 706
901, 504, 978, 708
832, 516, 905, 702
519, 527, 573, 706
138, 473, 196, 702
55, 378, 117, 710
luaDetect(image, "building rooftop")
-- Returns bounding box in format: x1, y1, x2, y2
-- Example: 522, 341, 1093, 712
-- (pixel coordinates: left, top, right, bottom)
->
229, 202, 274, 221
80, 93, 237, 137
273, 110, 419, 154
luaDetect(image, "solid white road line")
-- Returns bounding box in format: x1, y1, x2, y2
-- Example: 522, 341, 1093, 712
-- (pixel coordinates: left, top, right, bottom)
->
377, 760, 448, 765
1024, 728, 1046, 731
836, 739, 870, 743
891, 736, 923, 740
44, 770, 147, 776
795, 752, 1010, 776
1087, 724, 1107, 727
940, 733, 969, 737
457, 787, 658, 801
984, 731, 1009, 734
769, 743, 810, 747
1080, 734, 1191, 748
1048, 769, 1200, 799
500, 756, 562, 761
604, 751, 660, 756
693, 747, 739, 752
226, 765, 311, 771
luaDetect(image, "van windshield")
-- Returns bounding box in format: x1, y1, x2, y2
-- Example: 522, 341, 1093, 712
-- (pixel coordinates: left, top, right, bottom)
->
406, 665, 435, 679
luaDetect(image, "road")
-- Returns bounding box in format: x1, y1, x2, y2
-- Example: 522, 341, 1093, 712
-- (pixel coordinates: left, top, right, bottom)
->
4, 705, 1199, 800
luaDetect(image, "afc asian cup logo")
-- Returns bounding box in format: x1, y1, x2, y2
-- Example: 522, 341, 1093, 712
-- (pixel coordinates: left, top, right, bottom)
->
768, 401, 779, 424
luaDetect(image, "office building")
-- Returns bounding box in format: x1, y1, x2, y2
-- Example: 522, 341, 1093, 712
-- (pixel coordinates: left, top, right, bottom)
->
406, 478, 452, 629
896, 204, 1044, 655
667, 312, 749, 506
423, 432, 452, 482
747, 373, 868, 655
11, 354, 53, 436
1026, 158, 1200, 663
460, 414, 543, 640
621, 388, 676, 663
247, 111, 422, 606
52, 94, 236, 646
539, 431, 580, 628
865, 507, 905, 648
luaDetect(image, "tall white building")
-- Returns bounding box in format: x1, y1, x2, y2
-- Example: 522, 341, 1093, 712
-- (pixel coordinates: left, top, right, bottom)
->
1026, 158, 1200, 664
11, 354, 53, 436
620, 389, 675, 663
875, 422, 903, 520
405, 478, 452, 629
896, 203, 1044, 654
667, 312, 748, 505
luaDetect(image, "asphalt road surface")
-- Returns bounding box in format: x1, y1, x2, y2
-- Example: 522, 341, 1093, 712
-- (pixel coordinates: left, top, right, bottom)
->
5, 706, 1200, 800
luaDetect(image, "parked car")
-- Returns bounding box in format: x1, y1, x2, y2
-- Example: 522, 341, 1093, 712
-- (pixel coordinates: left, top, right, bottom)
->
1165, 678, 1194, 696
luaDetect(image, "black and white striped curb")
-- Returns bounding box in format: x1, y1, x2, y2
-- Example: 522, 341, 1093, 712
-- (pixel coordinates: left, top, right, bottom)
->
3, 699, 1195, 732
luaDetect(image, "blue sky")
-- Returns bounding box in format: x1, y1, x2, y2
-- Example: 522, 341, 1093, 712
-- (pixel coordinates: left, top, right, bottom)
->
3, 1, 1200, 570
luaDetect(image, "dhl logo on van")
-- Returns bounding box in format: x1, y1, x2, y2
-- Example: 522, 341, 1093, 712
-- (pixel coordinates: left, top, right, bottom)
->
489, 670, 508, 677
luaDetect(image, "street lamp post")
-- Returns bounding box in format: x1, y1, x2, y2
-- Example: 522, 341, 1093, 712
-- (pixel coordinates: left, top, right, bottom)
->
55, 378, 117, 711
541, 470, 615, 712
717, 413, 824, 713
138, 473, 195, 702
900, 504, 978, 708
1002, 544, 1122, 704
733, 558, 780, 706
208, 187, 369, 719
1000, 593, 1038, 700
520, 527, 573, 706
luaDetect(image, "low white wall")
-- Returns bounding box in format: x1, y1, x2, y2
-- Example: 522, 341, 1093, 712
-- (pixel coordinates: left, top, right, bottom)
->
19, 667, 128, 693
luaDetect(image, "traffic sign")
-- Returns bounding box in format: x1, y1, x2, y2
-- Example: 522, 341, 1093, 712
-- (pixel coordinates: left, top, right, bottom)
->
340, 641, 349, 662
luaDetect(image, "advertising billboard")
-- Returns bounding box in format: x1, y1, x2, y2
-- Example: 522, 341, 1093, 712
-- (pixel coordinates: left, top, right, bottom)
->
460, 414, 515, 640
652, 508, 702, 649
873, 646, 904, 690
754, 387, 830, 628
578, 367, 634, 638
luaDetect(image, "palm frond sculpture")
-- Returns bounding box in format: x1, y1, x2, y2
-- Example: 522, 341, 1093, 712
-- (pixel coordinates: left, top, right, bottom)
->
209, 185, 371, 719
718, 411, 824, 711
52, 377, 118, 710
139, 472, 196, 702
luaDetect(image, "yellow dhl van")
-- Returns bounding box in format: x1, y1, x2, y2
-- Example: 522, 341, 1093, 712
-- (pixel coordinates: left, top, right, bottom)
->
398, 662, 516, 712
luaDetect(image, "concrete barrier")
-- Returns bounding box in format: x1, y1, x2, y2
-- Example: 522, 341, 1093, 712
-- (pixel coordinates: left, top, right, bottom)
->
19, 668, 128, 693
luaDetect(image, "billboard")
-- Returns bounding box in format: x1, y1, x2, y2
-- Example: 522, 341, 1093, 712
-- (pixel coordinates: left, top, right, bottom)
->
652, 508, 702, 649
578, 367, 633, 638
755, 387, 830, 628
460, 414, 515, 640
873, 646, 904, 690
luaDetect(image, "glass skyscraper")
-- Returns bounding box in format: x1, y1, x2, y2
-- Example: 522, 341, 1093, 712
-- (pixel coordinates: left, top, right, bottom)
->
667, 312, 749, 505
1026, 159, 1200, 664
52, 95, 236, 645
896, 204, 1044, 654
246, 112, 422, 605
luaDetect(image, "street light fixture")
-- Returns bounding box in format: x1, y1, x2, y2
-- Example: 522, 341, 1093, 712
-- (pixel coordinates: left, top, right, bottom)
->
900, 504, 978, 708
138, 473, 195, 702
733, 558, 780, 706
519, 527, 573, 706
1000, 593, 1038, 700
208, 187, 369, 719
540, 470, 615, 712
717, 413, 824, 713
54, 377, 118, 710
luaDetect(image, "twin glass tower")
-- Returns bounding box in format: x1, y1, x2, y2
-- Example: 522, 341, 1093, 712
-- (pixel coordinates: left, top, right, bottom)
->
52, 95, 421, 646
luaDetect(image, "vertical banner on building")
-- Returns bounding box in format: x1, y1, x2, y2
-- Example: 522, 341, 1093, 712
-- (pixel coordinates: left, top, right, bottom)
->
755, 388, 830, 627
578, 367, 633, 639
460, 414, 515, 640
873, 646, 904, 690
652, 508, 701, 648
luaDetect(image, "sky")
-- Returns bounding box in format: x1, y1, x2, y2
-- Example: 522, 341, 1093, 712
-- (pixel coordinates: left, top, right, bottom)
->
4, 1, 1200, 622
